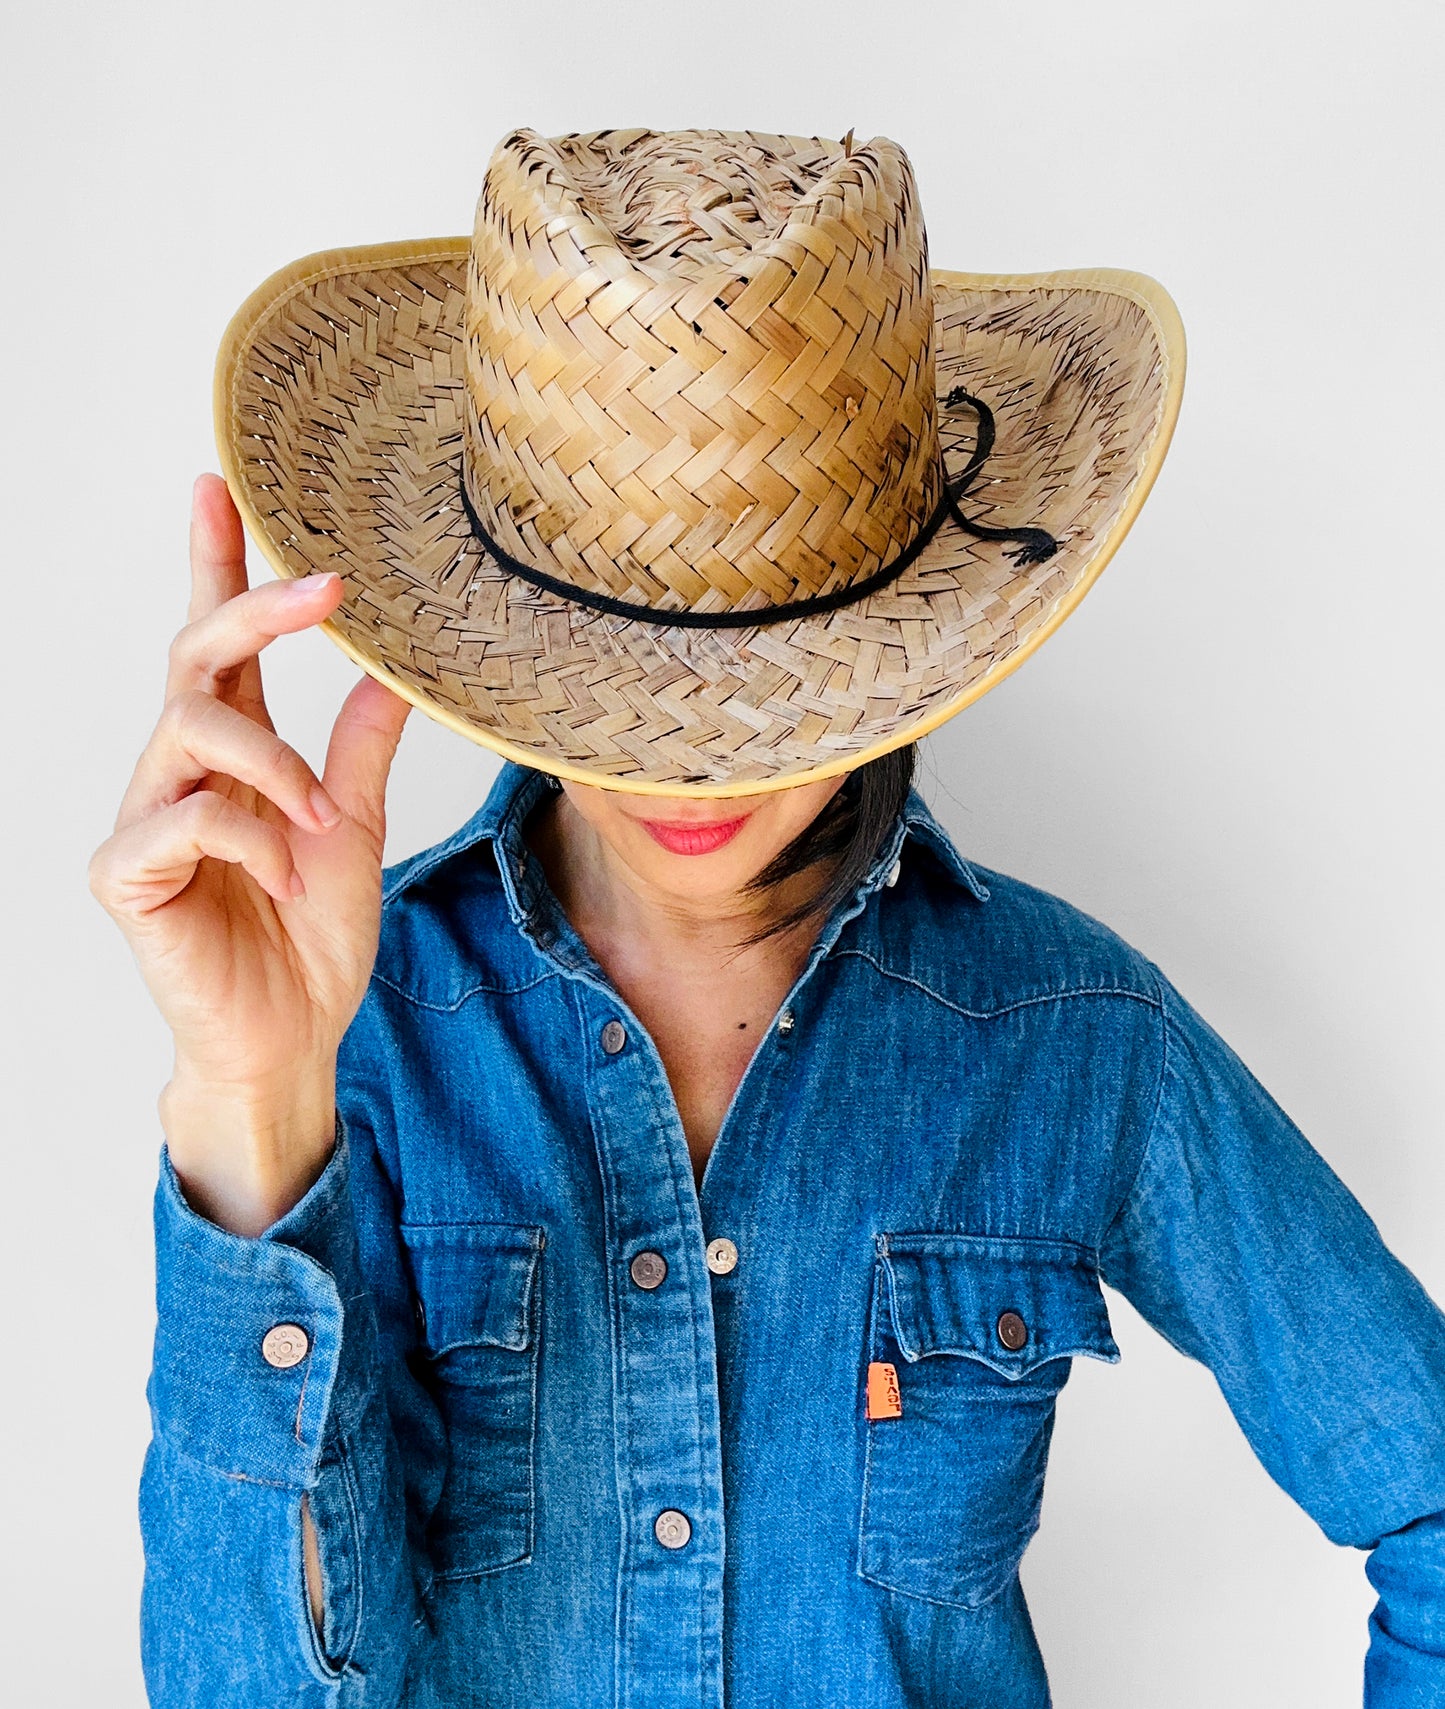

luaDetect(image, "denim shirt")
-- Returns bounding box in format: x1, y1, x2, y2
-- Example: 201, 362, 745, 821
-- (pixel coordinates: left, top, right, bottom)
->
140, 760, 1445, 1707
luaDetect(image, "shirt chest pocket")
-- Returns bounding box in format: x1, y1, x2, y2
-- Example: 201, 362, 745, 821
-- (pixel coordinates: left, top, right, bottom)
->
858, 1233, 1119, 1611
402, 1222, 545, 1581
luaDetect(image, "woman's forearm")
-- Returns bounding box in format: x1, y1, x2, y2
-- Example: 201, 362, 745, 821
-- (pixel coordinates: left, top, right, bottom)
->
158, 1059, 338, 1238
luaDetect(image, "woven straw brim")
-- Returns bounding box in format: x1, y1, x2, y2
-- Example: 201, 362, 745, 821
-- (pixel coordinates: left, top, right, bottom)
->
215, 241, 1184, 796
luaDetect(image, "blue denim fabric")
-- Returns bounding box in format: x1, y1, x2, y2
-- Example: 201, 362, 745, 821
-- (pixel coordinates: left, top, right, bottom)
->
140, 759, 1445, 1706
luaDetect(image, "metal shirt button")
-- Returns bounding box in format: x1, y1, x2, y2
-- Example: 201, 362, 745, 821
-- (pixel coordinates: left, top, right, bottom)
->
776, 1006, 795, 1036
705, 1237, 738, 1275
600, 1018, 628, 1054
261, 1324, 310, 1369
996, 1310, 1029, 1352
654, 1509, 692, 1549
629, 1250, 668, 1290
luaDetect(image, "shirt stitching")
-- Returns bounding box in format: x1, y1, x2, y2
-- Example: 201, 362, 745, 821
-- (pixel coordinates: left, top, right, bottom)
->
1099, 959, 1173, 1249
829, 948, 1161, 1021
369, 966, 557, 1011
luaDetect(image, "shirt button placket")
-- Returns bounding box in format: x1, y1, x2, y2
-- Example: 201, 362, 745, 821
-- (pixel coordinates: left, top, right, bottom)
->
588, 993, 723, 1707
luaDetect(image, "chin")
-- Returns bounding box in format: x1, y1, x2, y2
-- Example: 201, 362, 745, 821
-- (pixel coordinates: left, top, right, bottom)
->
561, 774, 842, 894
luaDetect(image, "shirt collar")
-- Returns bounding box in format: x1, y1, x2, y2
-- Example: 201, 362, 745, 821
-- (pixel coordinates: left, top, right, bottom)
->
895, 789, 992, 902
381, 759, 991, 913
380, 759, 554, 919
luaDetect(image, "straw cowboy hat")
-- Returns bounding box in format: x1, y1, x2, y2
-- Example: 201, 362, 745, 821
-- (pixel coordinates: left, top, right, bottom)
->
214, 126, 1185, 796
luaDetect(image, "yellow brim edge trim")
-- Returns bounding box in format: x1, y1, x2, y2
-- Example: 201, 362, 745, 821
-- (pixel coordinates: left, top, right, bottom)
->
214, 238, 1187, 799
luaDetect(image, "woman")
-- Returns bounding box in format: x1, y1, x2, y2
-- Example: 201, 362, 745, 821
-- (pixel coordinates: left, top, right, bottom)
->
91, 128, 1445, 1706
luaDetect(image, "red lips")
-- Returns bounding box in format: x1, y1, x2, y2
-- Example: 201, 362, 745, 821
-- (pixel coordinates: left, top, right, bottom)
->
636, 815, 751, 856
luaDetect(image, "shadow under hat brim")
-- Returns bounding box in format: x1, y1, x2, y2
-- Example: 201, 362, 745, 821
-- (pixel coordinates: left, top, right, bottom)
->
215, 238, 1185, 797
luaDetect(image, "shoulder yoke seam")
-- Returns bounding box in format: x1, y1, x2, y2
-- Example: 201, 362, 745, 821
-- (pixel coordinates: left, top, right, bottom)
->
369, 966, 557, 1012
830, 947, 1162, 1021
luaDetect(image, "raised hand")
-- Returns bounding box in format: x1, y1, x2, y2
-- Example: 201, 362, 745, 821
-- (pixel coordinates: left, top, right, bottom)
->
89, 474, 412, 1233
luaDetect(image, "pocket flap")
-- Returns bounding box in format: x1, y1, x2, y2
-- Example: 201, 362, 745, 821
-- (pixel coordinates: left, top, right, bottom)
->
402, 1222, 544, 1355
878, 1233, 1119, 1377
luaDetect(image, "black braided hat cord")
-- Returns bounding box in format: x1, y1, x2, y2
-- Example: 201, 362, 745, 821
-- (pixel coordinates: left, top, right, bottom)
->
458, 387, 1058, 632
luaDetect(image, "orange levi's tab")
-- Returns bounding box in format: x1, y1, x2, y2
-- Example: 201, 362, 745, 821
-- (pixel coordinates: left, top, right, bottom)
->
866, 1361, 903, 1420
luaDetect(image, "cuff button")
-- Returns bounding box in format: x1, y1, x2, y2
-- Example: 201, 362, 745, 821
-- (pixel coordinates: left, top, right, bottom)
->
261, 1323, 311, 1369
600, 1018, 628, 1055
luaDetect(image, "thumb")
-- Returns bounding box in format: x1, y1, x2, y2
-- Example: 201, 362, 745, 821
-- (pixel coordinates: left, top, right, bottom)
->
321, 671, 413, 843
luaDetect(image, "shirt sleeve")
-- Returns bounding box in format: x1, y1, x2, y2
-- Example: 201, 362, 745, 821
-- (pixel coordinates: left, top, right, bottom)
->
1097, 969, 1445, 1703
139, 1098, 443, 1706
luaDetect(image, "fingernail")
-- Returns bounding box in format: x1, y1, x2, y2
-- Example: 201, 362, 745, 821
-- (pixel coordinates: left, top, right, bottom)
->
288, 869, 307, 899
309, 785, 343, 828
288, 572, 339, 595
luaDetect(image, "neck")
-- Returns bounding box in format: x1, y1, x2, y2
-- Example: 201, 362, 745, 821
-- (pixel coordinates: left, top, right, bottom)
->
524, 791, 836, 974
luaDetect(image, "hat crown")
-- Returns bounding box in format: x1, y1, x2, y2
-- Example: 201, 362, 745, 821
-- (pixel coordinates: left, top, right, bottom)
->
461, 127, 943, 617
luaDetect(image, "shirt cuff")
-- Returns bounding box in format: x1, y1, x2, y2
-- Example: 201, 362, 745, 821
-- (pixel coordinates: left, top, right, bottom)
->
147, 1115, 375, 1488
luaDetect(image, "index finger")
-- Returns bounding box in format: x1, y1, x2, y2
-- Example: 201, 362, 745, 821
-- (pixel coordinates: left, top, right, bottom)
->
188, 473, 249, 624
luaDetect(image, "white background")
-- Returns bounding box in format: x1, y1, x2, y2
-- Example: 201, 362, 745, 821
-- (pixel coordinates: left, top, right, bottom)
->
3, 2, 1442, 1703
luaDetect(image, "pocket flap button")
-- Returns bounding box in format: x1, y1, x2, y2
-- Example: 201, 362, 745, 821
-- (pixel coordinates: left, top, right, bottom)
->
996, 1310, 1029, 1352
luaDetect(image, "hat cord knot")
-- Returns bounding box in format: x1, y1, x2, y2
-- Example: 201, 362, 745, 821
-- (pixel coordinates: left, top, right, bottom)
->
456, 388, 1058, 631
938, 385, 1061, 571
